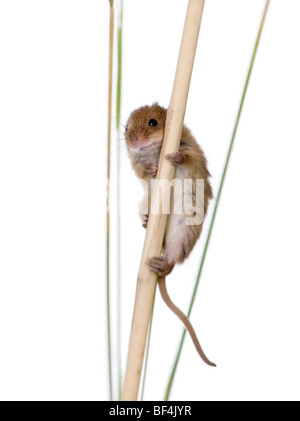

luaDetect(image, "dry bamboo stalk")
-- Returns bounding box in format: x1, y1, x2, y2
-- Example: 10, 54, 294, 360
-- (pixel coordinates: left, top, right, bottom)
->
121, 0, 205, 401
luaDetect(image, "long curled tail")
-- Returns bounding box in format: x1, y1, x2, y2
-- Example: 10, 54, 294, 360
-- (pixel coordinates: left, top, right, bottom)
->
158, 276, 216, 367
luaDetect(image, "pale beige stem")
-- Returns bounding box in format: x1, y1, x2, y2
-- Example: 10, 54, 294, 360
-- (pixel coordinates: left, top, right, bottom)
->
121, 0, 205, 401
106, 3, 114, 400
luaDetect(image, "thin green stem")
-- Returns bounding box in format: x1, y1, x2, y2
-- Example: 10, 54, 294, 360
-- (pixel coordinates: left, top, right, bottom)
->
164, 0, 270, 401
116, 0, 123, 401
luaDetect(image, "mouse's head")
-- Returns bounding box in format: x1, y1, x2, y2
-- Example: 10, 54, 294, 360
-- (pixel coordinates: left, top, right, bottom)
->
125, 103, 167, 153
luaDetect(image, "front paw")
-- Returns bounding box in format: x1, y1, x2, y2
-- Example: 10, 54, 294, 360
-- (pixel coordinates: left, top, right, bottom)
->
145, 163, 158, 178
166, 152, 184, 166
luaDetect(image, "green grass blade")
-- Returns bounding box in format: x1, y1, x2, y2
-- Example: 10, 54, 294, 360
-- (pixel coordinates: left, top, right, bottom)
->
116, 0, 123, 401
164, 0, 270, 401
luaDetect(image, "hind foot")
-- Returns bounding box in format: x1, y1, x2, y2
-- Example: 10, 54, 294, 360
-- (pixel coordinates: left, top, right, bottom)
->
148, 256, 174, 277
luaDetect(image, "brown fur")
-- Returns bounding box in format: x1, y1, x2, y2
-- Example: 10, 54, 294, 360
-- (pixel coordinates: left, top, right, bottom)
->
125, 103, 215, 366
126, 103, 212, 264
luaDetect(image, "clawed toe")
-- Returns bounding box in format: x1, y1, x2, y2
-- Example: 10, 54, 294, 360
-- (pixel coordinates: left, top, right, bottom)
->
142, 214, 149, 228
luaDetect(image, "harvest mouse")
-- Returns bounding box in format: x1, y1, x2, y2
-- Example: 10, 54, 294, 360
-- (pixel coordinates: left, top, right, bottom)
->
125, 103, 215, 367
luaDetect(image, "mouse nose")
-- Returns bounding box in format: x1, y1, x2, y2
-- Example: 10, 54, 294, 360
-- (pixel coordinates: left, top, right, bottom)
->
130, 133, 143, 145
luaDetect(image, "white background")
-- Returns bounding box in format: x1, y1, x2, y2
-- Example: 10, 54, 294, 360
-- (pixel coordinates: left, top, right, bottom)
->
0, 0, 300, 401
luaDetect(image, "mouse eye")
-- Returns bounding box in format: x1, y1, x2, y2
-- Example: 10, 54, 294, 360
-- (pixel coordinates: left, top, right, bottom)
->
148, 119, 158, 127
125, 125, 128, 133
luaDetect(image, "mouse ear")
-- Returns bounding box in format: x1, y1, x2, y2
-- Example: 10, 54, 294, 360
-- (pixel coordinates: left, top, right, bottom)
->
152, 101, 165, 112
151, 102, 167, 116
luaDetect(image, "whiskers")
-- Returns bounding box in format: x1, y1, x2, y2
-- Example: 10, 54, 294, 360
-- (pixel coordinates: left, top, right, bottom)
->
110, 126, 125, 138
100, 117, 128, 158
111, 131, 127, 158
111, 140, 127, 157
